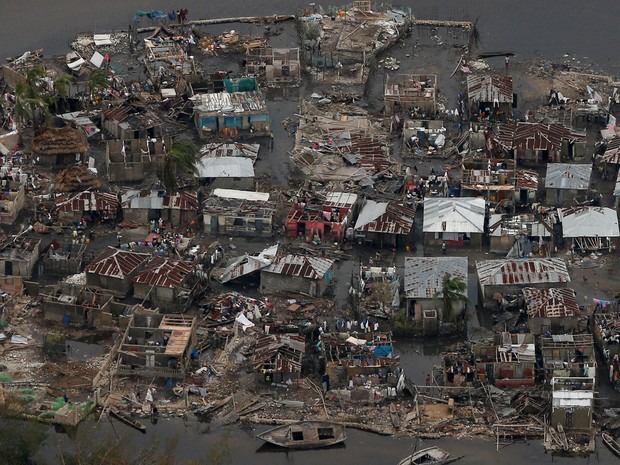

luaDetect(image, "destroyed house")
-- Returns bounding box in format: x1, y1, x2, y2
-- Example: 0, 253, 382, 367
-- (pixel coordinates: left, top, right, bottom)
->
488, 213, 553, 255
0, 237, 40, 278
472, 332, 536, 388
600, 135, 620, 165
523, 287, 580, 335
215, 244, 278, 284
593, 310, 620, 367
559, 206, 620, 251
245, 47, 301, 87
106, 139, 165, 182
120, 190, 199, 226
460, 158, 515, 202
323, 332, 398, 388
191, 77, 270, 138
260, 254, 334, 297
133, 257, 193, 306
203, 189, 275, 237
384, 74, 437, 115
550, 376, 594, 431
403, 257, 468, 320
252, 334, 305, 384
85, 247, 149, 296
422, 197, 485, 247
354, 200, 415, 247
199, 142, 260, 163
42, 286, 113, 327
615, 171, 620, 208
116, 312, 197, 379
0, 177, 25, 225
498, 122, 586, 163
357, 265, 400, 319
196, 157, 255, 191
55, 191, 119, 223
466, 75, 513, 117
541, 334, 596, 382
545, 163, 592, 206
102, 104, 163, 140
41, 240, 87, 275
31, 125, 89, 166
142, 38, 197, 82
515, 169, 539, 206
476, 258, 570, 301
285, 192, 358, 241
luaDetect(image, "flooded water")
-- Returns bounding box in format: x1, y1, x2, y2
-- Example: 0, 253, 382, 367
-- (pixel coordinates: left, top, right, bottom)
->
1, 1, 618, 464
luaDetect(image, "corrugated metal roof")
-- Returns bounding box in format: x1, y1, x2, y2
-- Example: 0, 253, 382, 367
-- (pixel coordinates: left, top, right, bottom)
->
133, 257, 193, 288
476, 258, 571, 286
467, 75, 513, 103
324, 192, 358, 209
162, 191, 199, 211
423, 197, 485, 233
212, 188, 270, 201
499, 122, 585, 152
196, 156, 255, 178
354, 200, 415, 235
252, 334, 305, 372
264, 254, 333, 280
55, 191, 119, 212
121, 190, 165, 210
86, 247, 149, 278
515, 169, 539, 190
523, 287, 579, 318
601, 136, 620, 164
103, 106, 132, 122
488, 213, 553, 238
545, 163, 591, 190
559, 206, 620, 238
403, 256, 468, 299
192, 91, 267, 113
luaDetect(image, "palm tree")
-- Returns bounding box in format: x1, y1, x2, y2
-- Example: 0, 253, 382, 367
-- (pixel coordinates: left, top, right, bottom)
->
87, 69, 108, 107
52, 73, 74, 114
14, 66, 49, 128
434, 273, 469, 326
159, 139, 198, 191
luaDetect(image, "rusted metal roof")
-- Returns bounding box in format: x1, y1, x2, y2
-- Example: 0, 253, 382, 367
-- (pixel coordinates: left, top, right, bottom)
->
55, 191, 119, 213
354, 200, 415, 235
86, 246, 149, 279
252, 334, 306, 373
499, 122, 585, 152
162, 191, 199, 211
545, 163, 591, 190
102, 106, 132, 122
467, 75, 513, 103
423, 197, 485, 234
264, 254, 333, 280
476, 258, 570, 287
515, 169, 539, 190
133, 257, 193, 288
523, 287, 578, 318
601, 136, 620, 164
404, 257, 468, 299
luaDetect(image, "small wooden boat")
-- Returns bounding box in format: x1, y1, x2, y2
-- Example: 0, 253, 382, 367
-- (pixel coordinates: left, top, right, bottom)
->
109, 407, 146, 433
256, 421, 346, 449
602, 432, 620, 457
397, 446, 463, 465
389, 403, 401, 429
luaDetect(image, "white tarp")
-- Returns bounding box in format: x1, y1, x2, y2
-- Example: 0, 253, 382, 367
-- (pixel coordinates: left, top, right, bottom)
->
90, 51, 105, 68
235, 312, 255, 332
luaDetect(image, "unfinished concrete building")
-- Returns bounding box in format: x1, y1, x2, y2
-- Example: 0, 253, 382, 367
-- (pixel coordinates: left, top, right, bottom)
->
42, 286, 114, 327
384, 74, 437, 116
203, 189, 275, 237
460, 158, 516, 203
0, 237, 40, 278
41, 240, 87, 275
0, 177, 26, 225
102, 104, 164, 140
116, 312, 197, 379
106, 139, 165, 183
541, 334, 596, 383
245, 47, 301, 87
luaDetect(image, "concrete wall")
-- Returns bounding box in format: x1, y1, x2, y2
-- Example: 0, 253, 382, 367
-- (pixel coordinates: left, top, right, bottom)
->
528, 316, 579, 336
0, 242, 40, 278
551, 407, 591, 430
208, 177, 255, 191
260, 272, 327, 297
546, 188, 586, 206
424, 232, 483, 248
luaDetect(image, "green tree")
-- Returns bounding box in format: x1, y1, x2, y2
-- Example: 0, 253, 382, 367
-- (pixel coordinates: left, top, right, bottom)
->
52, 73, 75, 113
87, 69, 109, 106
434, 273, 469, 325
0, 419, 47, 465
159, 139, 199, 191
13, 66, 49, 128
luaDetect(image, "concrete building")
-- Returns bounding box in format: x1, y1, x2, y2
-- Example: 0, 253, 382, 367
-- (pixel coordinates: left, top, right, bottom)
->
353, 200, 415, 248
120, 190, 199, 227
476, 258, 570, 302
106, 139, 165, 183
245, 47, 301, 87
253, 334, 305, 384
85, 247, 149, 296
488, 213, 554, 256
116, 312, 197, 380
541, 334, 596, 382
196, 157, 255, 191
0, 237, 40, 278
467, 74, 513, 118
384, 73, 437, 115
523, 287, 580, 335
422, 197, 485, 248
203, 189, 275, 237
545, 163, 592, 206
133, 257, 193, 308
42, 286, 114, 327
403, 256, 468, 320
559, 206, 620, 251
550, 376, 595, 431
102, 103, 163, 140
0, 178, 26, 225
260, 254, 334, 297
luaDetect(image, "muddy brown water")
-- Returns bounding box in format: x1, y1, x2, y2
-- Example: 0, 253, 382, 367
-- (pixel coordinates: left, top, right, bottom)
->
2, 1, 620, 463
